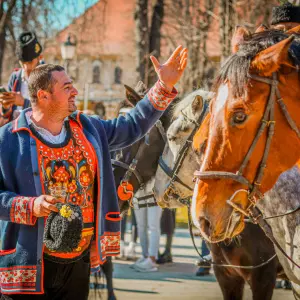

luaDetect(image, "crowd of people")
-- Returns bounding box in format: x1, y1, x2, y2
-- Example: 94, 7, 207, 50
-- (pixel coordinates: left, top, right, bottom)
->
0, 2, 299, 299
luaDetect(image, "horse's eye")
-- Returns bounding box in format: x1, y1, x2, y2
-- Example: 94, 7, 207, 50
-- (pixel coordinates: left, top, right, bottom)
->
233, 112, 247, 124
168, 135, 176, 142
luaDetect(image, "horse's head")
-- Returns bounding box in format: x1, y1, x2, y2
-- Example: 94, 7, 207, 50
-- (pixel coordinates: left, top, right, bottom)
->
192, 26, 300, 243
113, 81, 170, 215
153, 90, 212, 208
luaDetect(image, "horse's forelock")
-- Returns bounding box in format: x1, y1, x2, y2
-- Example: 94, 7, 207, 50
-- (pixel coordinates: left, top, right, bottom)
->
214, 30, 300, 98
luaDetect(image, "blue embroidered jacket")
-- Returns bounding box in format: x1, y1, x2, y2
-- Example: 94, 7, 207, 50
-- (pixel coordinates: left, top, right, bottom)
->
0, 81, 177, 294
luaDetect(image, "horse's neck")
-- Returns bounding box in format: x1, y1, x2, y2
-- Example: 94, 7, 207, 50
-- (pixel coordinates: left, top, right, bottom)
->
258, 164, 300, 283
260, 165, 300, 214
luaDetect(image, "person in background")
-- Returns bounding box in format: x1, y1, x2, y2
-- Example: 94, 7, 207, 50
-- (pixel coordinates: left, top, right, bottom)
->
0, 31, 43, 125
131, 179, 162, 272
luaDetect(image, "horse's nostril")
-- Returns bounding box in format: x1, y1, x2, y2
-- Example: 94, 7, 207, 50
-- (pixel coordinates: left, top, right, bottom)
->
199, 217, 211, 237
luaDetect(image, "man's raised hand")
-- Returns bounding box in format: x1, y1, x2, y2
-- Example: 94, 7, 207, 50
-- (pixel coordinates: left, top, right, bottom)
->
150, 45, 188, 91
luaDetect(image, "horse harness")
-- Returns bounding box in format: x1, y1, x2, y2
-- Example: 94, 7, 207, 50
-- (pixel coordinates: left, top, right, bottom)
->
111, 120, 167, 208
193, 72, 300, 269
156, 98, 280, 269
158, 100, 209, 206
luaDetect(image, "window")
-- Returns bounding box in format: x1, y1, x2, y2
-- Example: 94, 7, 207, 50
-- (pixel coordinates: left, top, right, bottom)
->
92, 65, 100, 84
114, 66, 122, 84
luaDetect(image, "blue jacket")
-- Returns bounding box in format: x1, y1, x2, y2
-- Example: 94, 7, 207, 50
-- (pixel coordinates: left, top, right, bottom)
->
0, 82, 177, 294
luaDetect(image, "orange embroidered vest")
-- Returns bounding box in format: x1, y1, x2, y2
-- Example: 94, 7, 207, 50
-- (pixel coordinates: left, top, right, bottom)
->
34, 120, 97, 261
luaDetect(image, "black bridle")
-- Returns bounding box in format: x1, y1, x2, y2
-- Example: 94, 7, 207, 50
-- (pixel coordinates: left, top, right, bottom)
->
112, 120, 167, 200
158, 101, 209, 204
194, 72, 300, 269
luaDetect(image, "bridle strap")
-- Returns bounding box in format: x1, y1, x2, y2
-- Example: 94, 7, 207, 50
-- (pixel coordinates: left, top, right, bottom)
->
193, 171, 252, 187
112, 120, 167, 190
111, 159, 144, 186
159, 100, 209, 192
158, 156, 193, 191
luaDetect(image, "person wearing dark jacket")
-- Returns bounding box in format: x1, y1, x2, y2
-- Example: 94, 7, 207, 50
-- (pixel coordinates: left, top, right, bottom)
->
0, 45, 187, 299
0, 31, 43, 126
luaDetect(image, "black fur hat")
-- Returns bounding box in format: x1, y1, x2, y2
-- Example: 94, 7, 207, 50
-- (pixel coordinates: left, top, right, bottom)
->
16, 31, 43, 62
271, 2, 300, 25
43, 203, 83, 253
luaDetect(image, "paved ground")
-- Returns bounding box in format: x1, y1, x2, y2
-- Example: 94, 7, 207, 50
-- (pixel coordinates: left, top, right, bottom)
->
89, 228, 295, 300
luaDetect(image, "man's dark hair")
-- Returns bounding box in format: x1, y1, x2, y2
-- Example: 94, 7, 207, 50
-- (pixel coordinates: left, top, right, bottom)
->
28, 64, 65, 104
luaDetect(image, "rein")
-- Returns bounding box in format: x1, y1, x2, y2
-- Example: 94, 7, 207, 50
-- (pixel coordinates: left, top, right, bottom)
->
193, 72, 300, 269
186, 202, 277, 269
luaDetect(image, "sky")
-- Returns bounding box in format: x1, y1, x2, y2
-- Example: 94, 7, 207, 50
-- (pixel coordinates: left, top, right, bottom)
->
54, 0, 99, 30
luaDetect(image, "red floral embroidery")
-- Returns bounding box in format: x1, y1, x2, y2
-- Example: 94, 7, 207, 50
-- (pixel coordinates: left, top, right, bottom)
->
74, 146, 83, 162
53, 166, 70, 182
67, 180, 77, 193
0, 267, 37, 288
147, 80, 178, 111
80, 171, 91, 187
69, 192, 84, 205
10, 197, 36, 225
102, 232, 120, 256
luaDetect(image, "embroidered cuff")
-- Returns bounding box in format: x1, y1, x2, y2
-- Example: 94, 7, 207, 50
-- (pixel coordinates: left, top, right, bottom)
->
147, 80, 178, 111
102, 232, 120, 256
10, 196, 37, 225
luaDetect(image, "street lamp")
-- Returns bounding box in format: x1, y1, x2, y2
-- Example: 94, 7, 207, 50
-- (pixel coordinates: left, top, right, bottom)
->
61, 33, 77, 74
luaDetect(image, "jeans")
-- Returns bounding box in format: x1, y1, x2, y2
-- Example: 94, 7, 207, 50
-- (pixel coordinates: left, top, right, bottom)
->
201, 240, 210, 256
134, 204, 162, 259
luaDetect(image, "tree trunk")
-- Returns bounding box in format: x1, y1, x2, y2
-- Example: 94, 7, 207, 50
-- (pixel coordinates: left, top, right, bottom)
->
219, 0, 236, 62
0, 0, 17, 83
148, 0, 164, 86
135, 0, 149, 84
0, 27, 6, 85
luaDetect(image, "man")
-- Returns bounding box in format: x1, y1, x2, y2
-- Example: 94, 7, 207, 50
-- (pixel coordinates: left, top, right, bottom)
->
271, 2, 300, 30
0, 45, 187, 299
0, 31, 43, 125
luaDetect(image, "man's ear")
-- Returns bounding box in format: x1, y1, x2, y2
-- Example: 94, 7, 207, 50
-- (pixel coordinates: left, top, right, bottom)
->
37, 89, 49, 101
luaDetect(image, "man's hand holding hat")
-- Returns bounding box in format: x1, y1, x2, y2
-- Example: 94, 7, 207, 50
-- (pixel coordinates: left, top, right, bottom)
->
33, 195, 64, 217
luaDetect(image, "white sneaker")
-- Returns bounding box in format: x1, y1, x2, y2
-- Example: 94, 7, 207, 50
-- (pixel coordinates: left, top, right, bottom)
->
130, 256, 146, 269
125, 242, 137, 260
134, 257, 158, 272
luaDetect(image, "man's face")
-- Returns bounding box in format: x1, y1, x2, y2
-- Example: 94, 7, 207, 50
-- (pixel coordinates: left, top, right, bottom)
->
19, 57, 41, 78
46, 71, 78, 118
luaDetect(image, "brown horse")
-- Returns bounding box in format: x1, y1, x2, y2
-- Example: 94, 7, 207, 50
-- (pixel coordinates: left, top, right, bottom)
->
191, 26, 300, 243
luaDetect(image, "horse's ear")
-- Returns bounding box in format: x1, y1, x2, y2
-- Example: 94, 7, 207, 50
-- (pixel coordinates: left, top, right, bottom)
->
124, 84, 143, 107
192, 95, 203, 115
231, 25, 250, 53
255, 24, 268, 33
251, 35, 295, 76
287, 25, 300, 35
